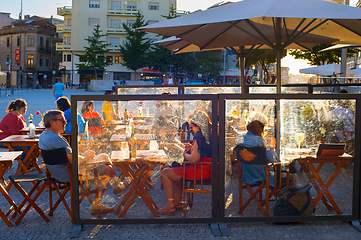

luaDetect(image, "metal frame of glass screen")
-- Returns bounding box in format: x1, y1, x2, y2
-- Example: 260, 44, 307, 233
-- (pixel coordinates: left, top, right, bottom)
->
70, 94, 219, 225
218, 93, 361, 223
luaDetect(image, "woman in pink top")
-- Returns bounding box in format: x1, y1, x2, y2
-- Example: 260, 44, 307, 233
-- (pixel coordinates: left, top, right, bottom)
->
0, 99, 28, 163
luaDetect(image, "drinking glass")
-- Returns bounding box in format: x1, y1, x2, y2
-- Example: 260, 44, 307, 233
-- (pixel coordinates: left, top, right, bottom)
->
295, 132, 305, 149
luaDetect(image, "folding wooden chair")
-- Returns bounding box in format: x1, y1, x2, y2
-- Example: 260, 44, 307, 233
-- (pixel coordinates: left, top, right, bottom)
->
8, 173, 50, 225
41, 148, 98, 221
234, 144, 272, 216
41, 148, 73, 221
181, 159, 212, 217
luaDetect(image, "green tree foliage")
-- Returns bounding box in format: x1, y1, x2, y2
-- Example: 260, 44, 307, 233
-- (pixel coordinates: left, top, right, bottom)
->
119, 12, 151, 80
289, 44, 360, 66
75, 25, 112, 73
195, 51, 223, 80
244, 49, 286, 83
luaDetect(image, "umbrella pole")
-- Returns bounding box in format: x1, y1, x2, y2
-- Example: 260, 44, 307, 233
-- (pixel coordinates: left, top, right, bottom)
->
239, 46, 247, 94
276, 48, 282, 94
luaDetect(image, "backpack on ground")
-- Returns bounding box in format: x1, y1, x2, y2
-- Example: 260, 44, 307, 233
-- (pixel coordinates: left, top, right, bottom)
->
273, 184, 314, 217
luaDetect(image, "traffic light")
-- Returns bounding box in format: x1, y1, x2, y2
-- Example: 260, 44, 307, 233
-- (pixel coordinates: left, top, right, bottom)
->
170, 65, 174, 73
254, 69, 258, 76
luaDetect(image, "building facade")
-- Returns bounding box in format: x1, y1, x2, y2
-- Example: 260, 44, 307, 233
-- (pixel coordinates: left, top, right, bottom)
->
57, 0, 177, 85
0, 15, 63, 87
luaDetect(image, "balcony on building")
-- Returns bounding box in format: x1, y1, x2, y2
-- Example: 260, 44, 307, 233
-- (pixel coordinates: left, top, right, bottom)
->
106, 26, 127, 34
56, 43, 63, 51
63, 25, 71, 32
57, 6, 72, 16
107, 45, 120, 52
107, 8, 138, 16
63, 42, 71, 50
56, 24, 64, 33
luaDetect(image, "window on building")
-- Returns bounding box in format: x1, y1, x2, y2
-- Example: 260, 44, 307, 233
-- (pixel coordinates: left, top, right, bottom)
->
126, 20, 136, 28
7, 37, 10, 47
89, 18, 100, 26
27, 55, 34, 68
127, 2, 137, 11
115, 56, 122, 63
39, 55, 43, 66
149, 2, 159, 10
89, 0, 100, 8
67, 54, 71, 62
65, 18, 71, 26
63, 54, 66, 62
110, 37, 120, 47
17, 36, 20, 46
46, 38, 50, 49
40, 37, 44, 47
111, 19, 121, 27
65, 36, 71, 43
6, 55, 9, 62
111, 1, 121, 9
46, 56, 49, 66
147, 20, 159, 25
106, 56, 113, 63
27, 36, 35, 46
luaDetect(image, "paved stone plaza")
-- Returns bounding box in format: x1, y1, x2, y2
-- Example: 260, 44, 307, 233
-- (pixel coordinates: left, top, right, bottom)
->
0, 88, 360, 239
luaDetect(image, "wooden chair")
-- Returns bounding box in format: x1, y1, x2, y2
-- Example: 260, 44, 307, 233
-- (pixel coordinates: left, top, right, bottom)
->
41, 148, 73, 221
8, 173, 50, 225
41, 148, 97, 221
234, 144, 273, 216
181, 159, 212, 217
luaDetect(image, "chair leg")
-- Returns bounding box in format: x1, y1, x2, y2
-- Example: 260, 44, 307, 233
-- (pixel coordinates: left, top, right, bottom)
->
14, 181, 50, 225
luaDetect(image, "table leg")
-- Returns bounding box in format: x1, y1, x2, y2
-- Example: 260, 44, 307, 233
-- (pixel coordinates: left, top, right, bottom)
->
299, 162, 333, 211
115, 162, 159, 218
308, 160, 347, 215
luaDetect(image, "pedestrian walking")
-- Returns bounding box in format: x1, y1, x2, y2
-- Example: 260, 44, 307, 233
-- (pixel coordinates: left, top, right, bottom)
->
53, 78, 65, 101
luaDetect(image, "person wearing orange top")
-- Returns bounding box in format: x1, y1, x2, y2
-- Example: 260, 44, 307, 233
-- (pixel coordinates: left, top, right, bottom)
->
81, 101, 104, 137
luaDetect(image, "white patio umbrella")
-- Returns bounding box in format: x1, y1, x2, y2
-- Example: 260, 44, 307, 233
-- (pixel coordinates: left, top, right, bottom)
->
139, 0, 361, 93
299, 63, 360, 77
0, 72, 7, 76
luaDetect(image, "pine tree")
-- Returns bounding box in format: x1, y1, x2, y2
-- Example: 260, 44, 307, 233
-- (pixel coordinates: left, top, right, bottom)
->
119, 12, 151, 80
75, 25, 112, 79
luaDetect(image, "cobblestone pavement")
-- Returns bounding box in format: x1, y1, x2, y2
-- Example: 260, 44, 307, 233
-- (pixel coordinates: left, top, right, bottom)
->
0, 89, 360, 239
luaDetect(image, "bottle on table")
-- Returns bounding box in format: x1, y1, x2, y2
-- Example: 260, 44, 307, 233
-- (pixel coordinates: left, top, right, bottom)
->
29, 120, 36, 138
124, 108, 129, 122
129, 131, 137, 159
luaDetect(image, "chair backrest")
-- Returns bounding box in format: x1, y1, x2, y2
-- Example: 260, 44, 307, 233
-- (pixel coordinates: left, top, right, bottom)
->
41, 148, 69, 165
235, 144, 268, 165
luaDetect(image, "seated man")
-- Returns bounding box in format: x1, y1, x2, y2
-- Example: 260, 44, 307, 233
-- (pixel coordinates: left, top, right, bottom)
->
39, 110, 128, 214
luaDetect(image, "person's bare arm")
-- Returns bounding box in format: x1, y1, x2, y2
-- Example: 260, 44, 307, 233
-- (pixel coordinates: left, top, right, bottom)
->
53, 87, 55, 97
184, 140, 201, 163
110, 112, 120, 120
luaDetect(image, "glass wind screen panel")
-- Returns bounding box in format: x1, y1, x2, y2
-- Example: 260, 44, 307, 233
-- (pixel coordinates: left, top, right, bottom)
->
249, 86, 276, 94
279, 99, 355, 216
76, 99, 213, 219
116, 87, 178, 95
281, 87, 308, 94
224, 99, 276, 217
184, 86, 241, 94
313, 86, 361, 94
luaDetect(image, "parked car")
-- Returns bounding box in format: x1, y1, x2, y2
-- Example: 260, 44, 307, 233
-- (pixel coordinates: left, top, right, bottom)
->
184, 79, 204, 85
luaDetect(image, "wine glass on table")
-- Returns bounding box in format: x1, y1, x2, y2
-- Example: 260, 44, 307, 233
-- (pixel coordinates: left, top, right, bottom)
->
295, 132, 305, 152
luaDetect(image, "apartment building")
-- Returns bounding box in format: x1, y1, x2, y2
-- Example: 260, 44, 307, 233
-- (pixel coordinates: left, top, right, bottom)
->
56, 0, 177, 84
0, 15, 63, 87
